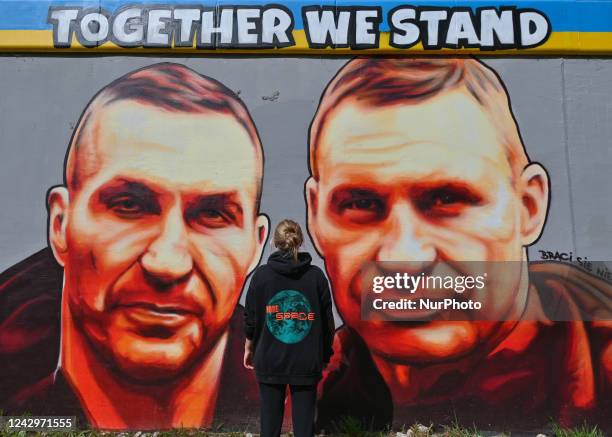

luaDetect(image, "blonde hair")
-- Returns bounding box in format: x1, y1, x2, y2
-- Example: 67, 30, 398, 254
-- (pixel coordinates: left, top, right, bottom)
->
273, 219, 304, 260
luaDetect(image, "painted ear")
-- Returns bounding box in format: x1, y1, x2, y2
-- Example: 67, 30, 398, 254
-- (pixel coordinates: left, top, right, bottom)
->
47, 186, 70, 266
248, 213, 270, 273
519, 162, 550, 246
305, 177, 324, 256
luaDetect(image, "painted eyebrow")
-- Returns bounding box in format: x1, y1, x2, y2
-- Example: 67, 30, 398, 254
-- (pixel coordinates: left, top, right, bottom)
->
409, 181, 485, 202
97, 179, 161, 203
331, 186, 388, 196
329, 187, 389, 214
185, 193, 243, 210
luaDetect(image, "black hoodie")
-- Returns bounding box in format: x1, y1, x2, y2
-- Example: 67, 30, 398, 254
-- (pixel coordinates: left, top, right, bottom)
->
244, 250, 335, 385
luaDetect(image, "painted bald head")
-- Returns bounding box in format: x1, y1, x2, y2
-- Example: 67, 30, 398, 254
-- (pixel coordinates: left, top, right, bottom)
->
65, 62, 264, 206
48, 63, 270, 384
309, 57, 530, 183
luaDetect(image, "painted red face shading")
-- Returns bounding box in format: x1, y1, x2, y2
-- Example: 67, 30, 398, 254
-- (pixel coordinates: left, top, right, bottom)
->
308, 89, 532, 363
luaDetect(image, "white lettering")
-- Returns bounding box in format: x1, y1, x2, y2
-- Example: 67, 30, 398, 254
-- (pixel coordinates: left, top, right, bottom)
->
373, 276, 384, 293
49, 8, 79, 46
237, 9, 260, 44
113, 7, 143, 45
304, 9, 350, 46
173, 8, 200, 45
419, 10, 447, 47
354, 9, 379, 46
390, 8, 420, 47
80, 12, 109, 44
201, 9, 234, 45
146, 9, 172, 46
480, 9, 514, 47
520, 11, 549, 47
262, 8, 292, 45
446, 11, 479, 46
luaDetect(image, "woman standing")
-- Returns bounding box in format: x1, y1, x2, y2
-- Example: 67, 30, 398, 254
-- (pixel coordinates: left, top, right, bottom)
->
244, 219, 335, 437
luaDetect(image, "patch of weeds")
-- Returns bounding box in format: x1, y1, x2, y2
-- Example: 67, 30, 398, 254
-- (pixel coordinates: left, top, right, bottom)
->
551, 422, 604, 437
0, 428, 27, 437
79, 429, 102, 437
225, 431, 255, 437
440, 419, 481, 437
328, 416, 385, 437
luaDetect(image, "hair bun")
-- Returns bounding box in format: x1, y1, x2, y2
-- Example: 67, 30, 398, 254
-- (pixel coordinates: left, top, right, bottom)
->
273, 219, 304, 260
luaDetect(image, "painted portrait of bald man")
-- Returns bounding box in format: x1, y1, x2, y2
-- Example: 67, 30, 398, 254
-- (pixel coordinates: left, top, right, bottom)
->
306, 57, 612, 432
0, 63, 268, 430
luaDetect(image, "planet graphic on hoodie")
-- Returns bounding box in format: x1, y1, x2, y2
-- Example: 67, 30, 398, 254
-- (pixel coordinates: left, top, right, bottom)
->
266, 290, 313, 344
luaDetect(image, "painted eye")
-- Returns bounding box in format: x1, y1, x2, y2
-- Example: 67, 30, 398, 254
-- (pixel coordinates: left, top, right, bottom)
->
199, 208, 226, 221
334, 191, 387, 224
432, 191, 460, 205
415, 187, 482, 218
185, 196, 243, 231
109, 196, 146, 217
344, 198, 383, 212
188, 207, 234, 229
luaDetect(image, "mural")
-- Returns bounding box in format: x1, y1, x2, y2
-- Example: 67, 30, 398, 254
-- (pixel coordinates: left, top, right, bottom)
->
0, 63, 268, 430
0, 56, 610, 433
307, 58, 612, 432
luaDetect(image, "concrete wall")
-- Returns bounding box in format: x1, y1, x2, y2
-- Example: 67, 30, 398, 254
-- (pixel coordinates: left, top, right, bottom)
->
0, 56, 610, 432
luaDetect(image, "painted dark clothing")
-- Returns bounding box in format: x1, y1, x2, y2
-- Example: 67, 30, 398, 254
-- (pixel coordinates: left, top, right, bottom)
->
0, 248, 259, 429
316, 262, 612, 433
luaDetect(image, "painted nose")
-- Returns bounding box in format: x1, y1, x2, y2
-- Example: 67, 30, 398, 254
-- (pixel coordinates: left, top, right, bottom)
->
140, 207, 193, 284
376, 202, 436, 265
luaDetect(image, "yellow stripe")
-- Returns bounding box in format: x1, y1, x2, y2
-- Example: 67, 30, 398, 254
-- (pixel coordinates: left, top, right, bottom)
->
1, 29, 612, 54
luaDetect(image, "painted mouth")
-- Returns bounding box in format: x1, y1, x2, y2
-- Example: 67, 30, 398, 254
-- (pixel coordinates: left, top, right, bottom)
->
117, 303, 199, 329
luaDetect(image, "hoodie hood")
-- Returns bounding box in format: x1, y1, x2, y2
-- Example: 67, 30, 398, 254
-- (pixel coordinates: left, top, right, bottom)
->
267, 250, 312, 276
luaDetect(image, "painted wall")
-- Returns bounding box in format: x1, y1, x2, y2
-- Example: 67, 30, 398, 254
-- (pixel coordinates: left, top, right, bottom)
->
0, 57, 610, 433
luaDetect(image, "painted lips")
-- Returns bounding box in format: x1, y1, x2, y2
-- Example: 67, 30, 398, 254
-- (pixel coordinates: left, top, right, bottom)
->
118, 303, 199, 328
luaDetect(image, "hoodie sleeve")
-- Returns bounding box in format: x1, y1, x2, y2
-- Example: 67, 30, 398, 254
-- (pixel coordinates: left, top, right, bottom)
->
244, 272, 258, 340
318, 271, 336, 363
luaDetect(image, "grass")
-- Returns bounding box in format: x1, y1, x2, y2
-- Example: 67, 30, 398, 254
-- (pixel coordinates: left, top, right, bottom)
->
328, 416, 483, 437
0, 418, 607, 437
327, 415, 390, 437
551, 422, 605, 437
439, 418, 482, 437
